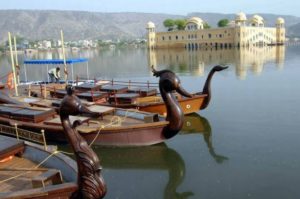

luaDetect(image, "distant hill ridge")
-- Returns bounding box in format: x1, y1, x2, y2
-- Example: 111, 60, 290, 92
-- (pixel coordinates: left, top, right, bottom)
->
0, 10, 300, 41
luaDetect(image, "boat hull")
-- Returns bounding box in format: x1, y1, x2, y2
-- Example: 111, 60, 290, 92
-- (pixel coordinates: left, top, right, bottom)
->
0, 117, 168, 147
138, 94, 206, 115
0, 135, 78, 199
99, 94, 206, 115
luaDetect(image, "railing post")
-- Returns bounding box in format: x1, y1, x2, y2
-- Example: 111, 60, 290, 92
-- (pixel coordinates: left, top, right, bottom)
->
41, 129, 47, 151
14, 123, 19, 140
43, 84, 47, 98
28, 84, 31, 97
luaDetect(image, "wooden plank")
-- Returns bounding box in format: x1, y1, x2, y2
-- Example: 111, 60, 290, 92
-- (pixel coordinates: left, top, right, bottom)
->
0, 156, 44, 192
100, 85, 128, 93
75, 83, 102, 91
0, 136, 24, 159
127, 87, 158, 97
87, 105, 115, 114
0, 182, 78, 199
44, 115, 90, 125
32, 169, 63, 188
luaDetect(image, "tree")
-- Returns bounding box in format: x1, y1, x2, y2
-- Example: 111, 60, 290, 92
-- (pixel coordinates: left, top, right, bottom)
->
175, 19, 187, 30
203, 22, 211, 29
218, 19, 229, 27
163, 19, 175, 31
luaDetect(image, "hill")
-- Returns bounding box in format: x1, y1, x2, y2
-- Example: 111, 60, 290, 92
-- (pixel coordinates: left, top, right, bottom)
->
0, 10, 299, 42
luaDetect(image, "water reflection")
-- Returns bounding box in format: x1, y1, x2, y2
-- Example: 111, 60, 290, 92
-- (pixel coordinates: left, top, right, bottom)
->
0, 45, 286, 82
148, 46, 285, 79
182, 113, 228, 163
93, 144, 192, 199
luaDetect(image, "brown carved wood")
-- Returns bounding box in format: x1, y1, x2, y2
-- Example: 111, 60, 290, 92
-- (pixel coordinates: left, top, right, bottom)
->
152, 67, 192, 138
200, 65, 228, 110
59, 85, 106, 199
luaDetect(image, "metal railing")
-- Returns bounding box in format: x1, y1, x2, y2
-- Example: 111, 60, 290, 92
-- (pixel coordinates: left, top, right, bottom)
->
0, 124, 48, 150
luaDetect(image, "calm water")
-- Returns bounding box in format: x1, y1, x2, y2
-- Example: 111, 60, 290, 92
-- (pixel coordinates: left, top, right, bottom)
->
1, 45, 300, 198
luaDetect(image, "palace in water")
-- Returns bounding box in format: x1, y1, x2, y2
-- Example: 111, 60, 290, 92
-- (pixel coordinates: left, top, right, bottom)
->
146, 12, 285, 49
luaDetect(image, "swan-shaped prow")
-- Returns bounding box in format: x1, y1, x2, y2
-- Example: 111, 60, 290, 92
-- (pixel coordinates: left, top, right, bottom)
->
152, 67, 192, 138
200, 65, 228, 110
60, 85, 106, 199
152, 66, 193, 98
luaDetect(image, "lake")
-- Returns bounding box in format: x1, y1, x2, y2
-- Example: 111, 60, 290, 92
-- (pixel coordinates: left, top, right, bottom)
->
1, 45, 300, 199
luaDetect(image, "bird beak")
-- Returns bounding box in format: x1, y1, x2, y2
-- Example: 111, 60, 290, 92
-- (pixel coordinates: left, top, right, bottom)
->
176, 84, 193, 98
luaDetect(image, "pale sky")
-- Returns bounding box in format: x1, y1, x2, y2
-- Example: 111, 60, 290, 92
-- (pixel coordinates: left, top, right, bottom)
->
0, 0, 299, 17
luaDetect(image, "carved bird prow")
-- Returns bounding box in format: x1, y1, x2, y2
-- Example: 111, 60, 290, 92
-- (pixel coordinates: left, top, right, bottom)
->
152, 67, 193, 138
60, 85, 106, 199
152, 66, 193, 98
200, 65, 228, 110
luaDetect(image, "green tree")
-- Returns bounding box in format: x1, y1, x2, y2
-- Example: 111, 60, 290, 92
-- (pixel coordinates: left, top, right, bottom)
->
203, 22, 211, 29
175, 19, 187, 30
163, 19, 175, 31
218, 19, 229, 27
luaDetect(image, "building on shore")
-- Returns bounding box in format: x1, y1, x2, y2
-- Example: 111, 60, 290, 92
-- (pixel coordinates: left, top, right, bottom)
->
146, 12, 285, 49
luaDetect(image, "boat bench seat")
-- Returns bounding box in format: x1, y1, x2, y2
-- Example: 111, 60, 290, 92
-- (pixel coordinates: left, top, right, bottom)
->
0, 105, 56, 123
0, 106, 22, 118
75, 83, 102, 91
100, 85, 128, 93
127, 87, 157, 97
77, 91, 108, 102
49, 89, 68, 98
32, 169, 63, 188
0, 135, 25, 160
108, 93, 140, 104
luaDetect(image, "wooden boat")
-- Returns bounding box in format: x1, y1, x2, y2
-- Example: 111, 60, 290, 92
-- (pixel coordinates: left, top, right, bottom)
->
0, 68, 191, 146
49, 65, 227, 115
0, 92, 106, 198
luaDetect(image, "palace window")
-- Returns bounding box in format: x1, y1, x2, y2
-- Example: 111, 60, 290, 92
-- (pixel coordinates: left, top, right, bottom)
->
176, 35, 178, 40
169, 36, 172, 40
208, 34, 212, 38
162, 36, 165, 40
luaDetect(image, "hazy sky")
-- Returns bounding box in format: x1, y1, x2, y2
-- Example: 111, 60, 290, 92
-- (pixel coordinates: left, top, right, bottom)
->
0, 0, 299, 17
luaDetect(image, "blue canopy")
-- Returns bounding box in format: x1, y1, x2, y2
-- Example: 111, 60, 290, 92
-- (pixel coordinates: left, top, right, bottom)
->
24, 58, 88, 65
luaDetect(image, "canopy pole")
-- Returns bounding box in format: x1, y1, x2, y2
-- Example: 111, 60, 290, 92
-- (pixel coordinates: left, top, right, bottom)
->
8, 32, 18, 96
46, 64, 49, 82
60, 30, 67, 82
24, 64, 27, 83
86, 62, 89, 80
13, 36, 20, 84
72, 63, 74, 82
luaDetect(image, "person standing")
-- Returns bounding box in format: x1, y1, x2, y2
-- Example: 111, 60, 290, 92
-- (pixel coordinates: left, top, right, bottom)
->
48, 67, 61, 83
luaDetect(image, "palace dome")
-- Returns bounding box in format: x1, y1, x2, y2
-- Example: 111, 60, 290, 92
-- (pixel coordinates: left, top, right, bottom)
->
146, 21, 155, 29
276, 17, 285, 24
187, 17, 204, 25
235, 12, 247, 21
251, 15, 264, 23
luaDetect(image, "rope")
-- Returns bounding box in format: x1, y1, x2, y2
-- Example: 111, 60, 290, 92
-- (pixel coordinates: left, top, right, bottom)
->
88, 108, 141, 146
0, 150, 73, 185
0, 109, 145, 183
